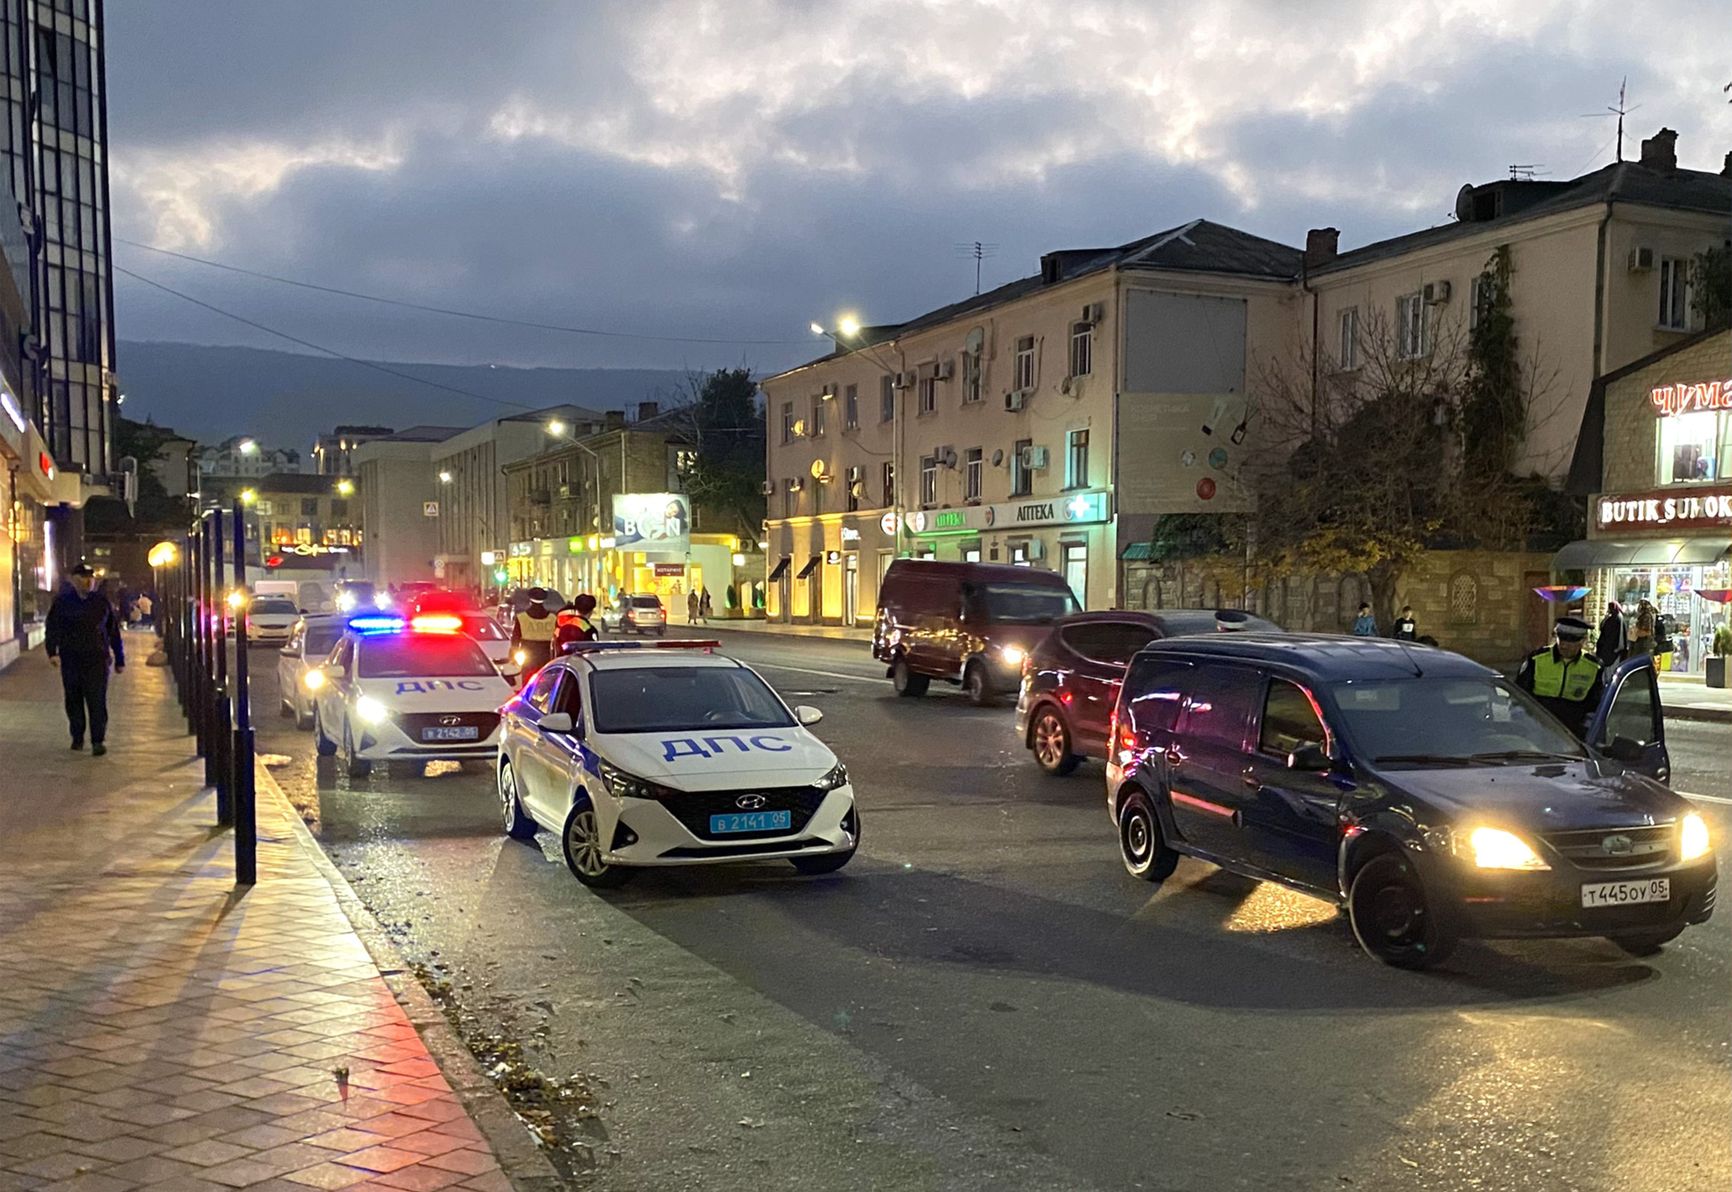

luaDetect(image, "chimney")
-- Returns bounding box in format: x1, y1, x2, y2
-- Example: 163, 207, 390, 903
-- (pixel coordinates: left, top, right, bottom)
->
1039, 253, 1061, 285
604, 410, 625, 430
1304, 227, 1339, 269
1722, 150, 1731, 179
637, 400, 658, 422
1639, 128, 1677, 171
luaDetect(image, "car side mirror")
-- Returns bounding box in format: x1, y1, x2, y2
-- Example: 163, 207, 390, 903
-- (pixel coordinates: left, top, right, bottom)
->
1287, 742, 1330, 771
794, 705, 824, 726
537, 712, 574, 734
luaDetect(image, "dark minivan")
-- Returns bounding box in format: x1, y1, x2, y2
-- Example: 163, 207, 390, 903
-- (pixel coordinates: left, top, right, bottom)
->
1106, 633, 1715, 969
1016, 609, 1280, 775
873, 560, 1079, 704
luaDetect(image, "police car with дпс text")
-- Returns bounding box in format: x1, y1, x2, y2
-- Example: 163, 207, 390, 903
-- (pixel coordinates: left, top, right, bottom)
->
308, 613, 517, 778
497, 640, 858, 886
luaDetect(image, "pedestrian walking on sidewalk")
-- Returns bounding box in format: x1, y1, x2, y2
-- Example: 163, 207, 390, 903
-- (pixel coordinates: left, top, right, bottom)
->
699, 588, 712, 623
687, 589, 700, 624
1596, 601, 1627, 666
1351, 602, 1377, 637
45, 563, 125, 755
1392, 606, 1418, 641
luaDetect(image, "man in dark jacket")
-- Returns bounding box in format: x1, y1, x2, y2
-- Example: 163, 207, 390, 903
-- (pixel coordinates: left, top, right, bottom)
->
45, 563, 125, 754
1595, 601, 1627, 666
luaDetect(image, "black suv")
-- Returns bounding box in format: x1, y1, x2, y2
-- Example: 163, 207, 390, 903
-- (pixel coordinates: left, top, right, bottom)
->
1015, 609, 1279, 775
1106, 633, 1716, 969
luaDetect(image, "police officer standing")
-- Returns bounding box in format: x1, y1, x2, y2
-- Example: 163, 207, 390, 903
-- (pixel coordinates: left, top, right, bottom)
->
45, 563, 125, 755
1515, 616, 1603, 739
554, 593, 601, 654
510, 587, 558, 677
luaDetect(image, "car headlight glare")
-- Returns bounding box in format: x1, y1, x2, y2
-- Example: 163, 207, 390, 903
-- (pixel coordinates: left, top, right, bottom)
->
997, 645, 1026, 666
1468, 826, 1549, 871
513, 649, 527, 665
355, 695, 390, 725
817, 761, 849, 791
1680, 812, 1711, 863
598, 760, 675, 801
303, 669, 326, 691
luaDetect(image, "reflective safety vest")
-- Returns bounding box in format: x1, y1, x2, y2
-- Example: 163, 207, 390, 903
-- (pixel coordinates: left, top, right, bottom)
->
1530, 649, 1600, 702
514, 610, 556, 642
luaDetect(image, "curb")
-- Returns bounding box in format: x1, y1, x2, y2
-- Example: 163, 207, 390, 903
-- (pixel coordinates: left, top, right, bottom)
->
256, 762, 565, 1192
1666, 706, 1732, 725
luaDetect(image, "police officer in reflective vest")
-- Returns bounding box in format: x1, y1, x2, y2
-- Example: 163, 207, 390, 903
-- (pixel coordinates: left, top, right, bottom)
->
510, 588, 558, 677
554, 593, 601, 654
1515, 615, 1604, 739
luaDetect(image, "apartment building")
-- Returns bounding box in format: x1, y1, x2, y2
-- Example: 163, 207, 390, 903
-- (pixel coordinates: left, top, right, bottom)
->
762, 221, 1299, 623
351, 425, 464, 588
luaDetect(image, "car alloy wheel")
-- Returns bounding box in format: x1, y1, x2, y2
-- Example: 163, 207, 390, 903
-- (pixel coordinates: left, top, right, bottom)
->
1118, 789, 1179, 882
963, 662, 993, 706
1032, 710, 1080, 776
892, 658, 928, 697
500, 762, 536, 841
343, 720, 372, 779
314, 707, 337, 757
561, 802, 632, 888
1348, 852, 1458, 969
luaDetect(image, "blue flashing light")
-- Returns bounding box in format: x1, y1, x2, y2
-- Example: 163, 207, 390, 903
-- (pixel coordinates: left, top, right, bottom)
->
347, 614, 405, 634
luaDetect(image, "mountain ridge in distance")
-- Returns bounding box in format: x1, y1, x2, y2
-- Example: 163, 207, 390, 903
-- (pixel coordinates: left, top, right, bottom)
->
117, 340, 695, 446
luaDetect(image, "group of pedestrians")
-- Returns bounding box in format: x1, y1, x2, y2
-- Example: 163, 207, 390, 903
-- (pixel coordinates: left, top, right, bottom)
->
686, 588, 713, 624
508, 587, 603, 680
1351, 602, 1425, 643
1595, 598, 1667, 666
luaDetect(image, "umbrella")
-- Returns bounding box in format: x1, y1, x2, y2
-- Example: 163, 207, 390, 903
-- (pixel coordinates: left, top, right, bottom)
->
1694, 588, 1732, 604
1533, 585, 1592, 604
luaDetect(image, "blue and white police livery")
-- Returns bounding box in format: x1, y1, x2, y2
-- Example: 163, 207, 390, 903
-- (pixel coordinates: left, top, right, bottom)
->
309, 614, 517, 778
496, 641, 859, 886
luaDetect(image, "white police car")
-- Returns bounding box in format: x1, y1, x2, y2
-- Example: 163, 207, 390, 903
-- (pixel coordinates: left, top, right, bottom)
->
309, 613, 517, 778
496, 640, 858, 886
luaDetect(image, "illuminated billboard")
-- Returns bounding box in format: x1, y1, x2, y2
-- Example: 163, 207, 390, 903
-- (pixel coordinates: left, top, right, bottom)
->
612, 492, 691, 555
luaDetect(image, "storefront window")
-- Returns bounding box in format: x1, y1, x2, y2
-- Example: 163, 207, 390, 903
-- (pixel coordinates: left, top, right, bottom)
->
1609, 562, 1732, 675
1655, 410, 1732, 484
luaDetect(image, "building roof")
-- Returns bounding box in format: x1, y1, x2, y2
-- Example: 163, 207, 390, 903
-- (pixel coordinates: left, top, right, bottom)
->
1315, 158, 1731, 275
249, 472, 343, 495
384, 425, 467, 442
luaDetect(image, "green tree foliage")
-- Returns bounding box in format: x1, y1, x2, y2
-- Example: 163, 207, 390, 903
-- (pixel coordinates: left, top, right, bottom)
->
82, 416, 188, 534
669, 367, 765, 538
1463, 246, 1523, 477
1692, 245, 1732, 330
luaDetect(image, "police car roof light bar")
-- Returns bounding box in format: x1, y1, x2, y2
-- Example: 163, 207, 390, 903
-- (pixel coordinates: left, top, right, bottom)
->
347, 614, 405, 634
408, 614, 464, 634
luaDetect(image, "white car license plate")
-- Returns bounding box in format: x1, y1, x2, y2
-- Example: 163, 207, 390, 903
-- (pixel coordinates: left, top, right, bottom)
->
421, 726, 479, 742
1581, 878, 1670, 908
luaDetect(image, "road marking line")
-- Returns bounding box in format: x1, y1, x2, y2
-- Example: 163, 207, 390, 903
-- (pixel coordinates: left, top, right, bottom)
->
750, 661, 882, 686
1678, 789, 1732, 807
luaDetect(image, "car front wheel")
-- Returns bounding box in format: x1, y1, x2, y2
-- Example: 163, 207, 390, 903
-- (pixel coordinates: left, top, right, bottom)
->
343, 720, 372, 779
1609, 925, 1685, 956
500, 761, 537, 841
314, 707, 337, 757
1031, 709, 1080, 776
1348, 852, 1458, 970
1118, 789, 1179, 882
962, 661, 995, 706
891, 658, 929, 697
562, 800, 632, 887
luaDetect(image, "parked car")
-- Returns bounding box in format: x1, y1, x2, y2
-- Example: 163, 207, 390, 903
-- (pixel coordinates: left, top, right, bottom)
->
604, 593, 667, 635
276, 614, 346, 730
1105, 633, 1714, 969
872, 560, 1079, 704
1016, 609, 1281, 775
245, 596, 302, 646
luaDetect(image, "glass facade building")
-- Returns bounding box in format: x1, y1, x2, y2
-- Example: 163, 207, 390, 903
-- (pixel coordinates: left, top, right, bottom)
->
0, 0, 113, 479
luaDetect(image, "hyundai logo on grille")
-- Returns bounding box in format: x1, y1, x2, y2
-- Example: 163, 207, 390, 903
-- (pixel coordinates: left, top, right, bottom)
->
439, 714, 463, 726
1602, 834, 1634, 856
735, 794, 767, 810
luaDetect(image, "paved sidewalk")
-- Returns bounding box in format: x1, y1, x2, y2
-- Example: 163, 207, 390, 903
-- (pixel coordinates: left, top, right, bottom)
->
1659, 672, 1732, 724
686, 618, 873, 643
0, 651, 549, 1191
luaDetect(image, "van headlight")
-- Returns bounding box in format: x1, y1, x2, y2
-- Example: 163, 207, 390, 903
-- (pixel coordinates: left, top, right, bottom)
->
1465, 826, 1549, 871
1680, 813, 1711, 863
817, 761, 849, 791
355, 695, 390, 725
303, 669, 326, 692
996, 644, 1026, 667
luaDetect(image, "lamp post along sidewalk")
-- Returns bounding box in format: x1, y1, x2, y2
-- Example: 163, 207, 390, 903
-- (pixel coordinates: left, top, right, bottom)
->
230, 498, 257, 885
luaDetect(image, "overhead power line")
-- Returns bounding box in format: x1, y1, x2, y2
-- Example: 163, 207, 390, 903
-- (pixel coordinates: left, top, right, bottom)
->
115, 237, 813, 346
115, 264, 539, 412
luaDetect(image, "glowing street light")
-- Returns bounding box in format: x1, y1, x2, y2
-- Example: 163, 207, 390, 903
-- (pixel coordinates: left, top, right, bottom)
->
438, 470, 453, 484
238, 438, 259, 456
239, 488, 257, 505
809, 322, 825, 336
335, 478, 355, 496
836, 315, 861, 338
146, 541, 179, 568
546, 419, 567, 437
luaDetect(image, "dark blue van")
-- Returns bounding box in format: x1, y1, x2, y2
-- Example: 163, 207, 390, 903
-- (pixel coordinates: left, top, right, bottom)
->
1105, 634, 1716, 969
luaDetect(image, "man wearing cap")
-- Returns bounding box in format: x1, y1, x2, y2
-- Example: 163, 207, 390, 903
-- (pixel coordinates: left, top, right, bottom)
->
45, 564, 125, 755
510, 587, 558, 678
1515, 616, 1603, 739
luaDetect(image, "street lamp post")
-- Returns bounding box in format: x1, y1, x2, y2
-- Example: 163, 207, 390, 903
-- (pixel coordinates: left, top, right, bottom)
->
545, 420, 621, 599
811, 318, 906, 558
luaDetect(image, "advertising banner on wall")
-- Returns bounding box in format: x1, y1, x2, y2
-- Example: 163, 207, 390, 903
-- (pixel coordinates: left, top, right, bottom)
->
612, 492, 692, 555
1115, 393, 1254, 514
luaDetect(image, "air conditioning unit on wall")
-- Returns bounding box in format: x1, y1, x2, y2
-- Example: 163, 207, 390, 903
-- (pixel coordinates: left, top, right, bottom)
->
935, 359, 954, 381
1423, 281, 1451, 305
893, 371, 913, 389
1025, 538, 1046, 560
1080, 302, 1104, 325
1628, 246, 1655, 272
1004, 392, 1025, 412
1022, 445, 1049, 470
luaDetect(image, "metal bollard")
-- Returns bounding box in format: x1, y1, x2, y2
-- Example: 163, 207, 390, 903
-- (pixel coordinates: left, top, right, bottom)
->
231, 498, 256, 885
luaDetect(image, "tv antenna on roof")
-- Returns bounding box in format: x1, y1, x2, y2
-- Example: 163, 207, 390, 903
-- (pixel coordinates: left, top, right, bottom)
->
1578, 77, 1638, 161
1507, 164, 1543, 181
954, 241, 999, 296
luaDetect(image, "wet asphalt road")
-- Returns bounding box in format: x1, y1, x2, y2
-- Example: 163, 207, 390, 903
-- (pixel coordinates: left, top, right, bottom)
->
252, 630, 1732, 1192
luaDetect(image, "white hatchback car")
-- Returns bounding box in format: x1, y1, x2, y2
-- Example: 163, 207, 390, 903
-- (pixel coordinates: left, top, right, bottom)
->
496, 641, 858, 886
310, 614, 517, 778
246, 595, 302, 645
276, 614, 346, 730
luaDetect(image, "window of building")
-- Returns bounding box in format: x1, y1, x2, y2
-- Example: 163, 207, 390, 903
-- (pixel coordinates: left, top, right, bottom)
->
1011, 437, 1033, 497
846, 465, 864, 512
843, 383, 859, 429
811, 393, 827, 437
1065, 428, 1089, 490
1062, 543, 1087, 605
1338, 306, 1359, 370
963, 545, 982, 563
781, 401, 795, 444
1014, 336, 1036, 391
880, 375, 894, 423
1656, 411, 1732, 484
783, 480, 798, 518
812, 474, 826, 514
1396, 293, 1428, 359
1069, 323, 1093, 378
1468, 275, 1495, 331
1659, 257, 1694, 331
882, 461, 895, 506
918, 370, 937, 415
920, 455, 937, 506
964, 448, 983, 502
301, 498, 318, 516
962, 346, 982, 403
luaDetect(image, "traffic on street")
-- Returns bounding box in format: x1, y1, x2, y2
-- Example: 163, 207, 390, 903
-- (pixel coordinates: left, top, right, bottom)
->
250, 620, 1732, 1192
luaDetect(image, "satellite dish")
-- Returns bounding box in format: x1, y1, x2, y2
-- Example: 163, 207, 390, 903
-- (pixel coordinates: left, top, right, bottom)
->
991, 449, 1004, 467
966, 327, 985, 354
1454, 184, 1476, 222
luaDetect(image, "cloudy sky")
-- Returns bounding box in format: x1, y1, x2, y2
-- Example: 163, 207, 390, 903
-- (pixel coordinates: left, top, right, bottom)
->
106, 0, 1732, 379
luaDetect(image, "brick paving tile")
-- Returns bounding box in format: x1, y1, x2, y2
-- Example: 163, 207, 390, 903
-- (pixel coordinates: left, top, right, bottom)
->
100, 1152, 204, 1183
35, 1172, 136, 1192
279, 1161, 376, 1189
454, 1172, 513, 1192
365, 1164, 468, 1191
197, 1156, 295, 1188
352, 1114, 433, 1141
424, 1121, 484, 1145
418, 1149, 497, 1178
160, 1139, 255, 1168
7, 1149, 110, 1179
67, 1134, 169, 1163
394, 1100, 465, 1126
332, 1144, 423, 1175
383, 1132, 468, 1159
2, 1130, 91, 1160
128, 1177, 229, 1192
304, 1128, 386, 1153
216, 1125, 308, 1151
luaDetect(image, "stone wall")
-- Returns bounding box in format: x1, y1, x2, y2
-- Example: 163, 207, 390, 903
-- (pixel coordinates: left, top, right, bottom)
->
1122, 548, 1554, 668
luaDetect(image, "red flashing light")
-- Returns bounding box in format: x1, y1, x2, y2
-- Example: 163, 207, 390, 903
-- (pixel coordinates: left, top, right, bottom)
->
409, 614, 465, 634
